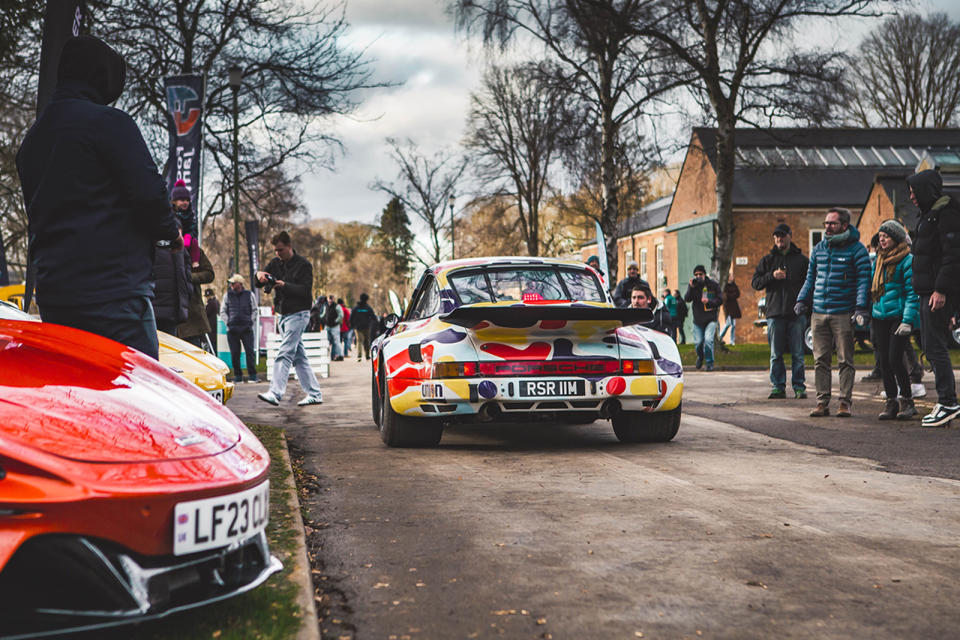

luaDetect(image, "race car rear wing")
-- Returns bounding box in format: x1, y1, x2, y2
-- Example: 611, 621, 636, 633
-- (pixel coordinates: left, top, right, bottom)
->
439, 304, 652, 328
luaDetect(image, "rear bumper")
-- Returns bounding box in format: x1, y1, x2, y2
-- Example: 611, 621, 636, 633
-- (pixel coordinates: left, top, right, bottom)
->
389, 374, 683, 418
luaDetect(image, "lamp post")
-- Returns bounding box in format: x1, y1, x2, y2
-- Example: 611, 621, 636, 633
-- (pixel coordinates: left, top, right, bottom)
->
228, 65, 242, 275
448, 193, 456, 260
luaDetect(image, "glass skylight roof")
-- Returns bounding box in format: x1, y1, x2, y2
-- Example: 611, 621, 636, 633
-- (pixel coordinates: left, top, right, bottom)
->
734, 145, 955, 168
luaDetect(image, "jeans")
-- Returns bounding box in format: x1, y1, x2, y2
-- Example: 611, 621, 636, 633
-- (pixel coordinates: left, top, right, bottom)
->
667, 316, 679, 342
919, 295, 957, 406
356, 328, 372, 359
811, 312, 855, 404
719, 316, 737, 345
341, 329, 353, 357
270, 310, 321, 400
41, 296, 160, 359
326, 326, 342, 359
692, 321, 717, 367
227, 328, 258, 380
768, 315, 806, 391
872, 317, 911, 400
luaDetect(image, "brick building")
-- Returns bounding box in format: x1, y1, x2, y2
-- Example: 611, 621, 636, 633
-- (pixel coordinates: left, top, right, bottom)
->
585, 128, 960, 342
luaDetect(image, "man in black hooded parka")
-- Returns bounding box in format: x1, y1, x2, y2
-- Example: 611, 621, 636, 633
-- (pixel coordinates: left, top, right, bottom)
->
908, 168, 960, 427
16, 35, 181, 359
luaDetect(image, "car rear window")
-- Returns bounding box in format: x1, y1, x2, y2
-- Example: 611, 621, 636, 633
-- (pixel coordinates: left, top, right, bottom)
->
449, 267, 605, 303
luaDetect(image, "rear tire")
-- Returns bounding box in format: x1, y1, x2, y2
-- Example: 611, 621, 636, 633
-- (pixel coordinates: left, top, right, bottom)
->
371, 363, 382, 428
612, 404, 681, 443
379, 365, 443, 447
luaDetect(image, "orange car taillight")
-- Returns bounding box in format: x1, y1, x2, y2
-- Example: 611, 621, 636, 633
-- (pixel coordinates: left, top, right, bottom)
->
432, 361, 478, 378
620, 359, 655, 374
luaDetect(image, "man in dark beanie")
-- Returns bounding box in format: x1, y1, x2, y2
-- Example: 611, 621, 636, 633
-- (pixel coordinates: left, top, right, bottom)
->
908, 169, 960, 427
16, 35, 181, 359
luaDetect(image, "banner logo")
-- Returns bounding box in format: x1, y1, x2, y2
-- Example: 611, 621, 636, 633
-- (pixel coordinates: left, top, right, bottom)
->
166, 85, 202, 136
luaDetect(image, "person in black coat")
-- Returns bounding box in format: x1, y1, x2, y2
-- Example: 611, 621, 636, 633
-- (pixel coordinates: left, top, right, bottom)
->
630, 287, 672, 337
204, 288, 220, 351
751, 223, 809, 398
16, 35, 181, 359
254, 231, 322, 406
908, 169, 960, 426
350, 293, 377, 361
673, 289, 688, 344
684, 265, 722, 370
612, 261, 650, 307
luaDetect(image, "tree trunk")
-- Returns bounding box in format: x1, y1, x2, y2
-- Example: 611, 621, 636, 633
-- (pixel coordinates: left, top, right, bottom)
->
712, 112, 736, 289
600, 97, 618, 287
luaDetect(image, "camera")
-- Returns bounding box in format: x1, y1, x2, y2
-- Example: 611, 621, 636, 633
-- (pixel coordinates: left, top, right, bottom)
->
263, 273, 276, 286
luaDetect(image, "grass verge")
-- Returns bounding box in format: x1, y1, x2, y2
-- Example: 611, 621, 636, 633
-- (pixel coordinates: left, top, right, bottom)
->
128, 423, 304, 640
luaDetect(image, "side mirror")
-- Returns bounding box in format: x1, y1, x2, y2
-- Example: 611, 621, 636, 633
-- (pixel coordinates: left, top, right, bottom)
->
383, 313, 399, 330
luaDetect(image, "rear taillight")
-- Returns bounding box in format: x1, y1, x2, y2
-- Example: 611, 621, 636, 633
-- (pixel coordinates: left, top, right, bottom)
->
621, 359, 655, 374
432, 361, 477, 378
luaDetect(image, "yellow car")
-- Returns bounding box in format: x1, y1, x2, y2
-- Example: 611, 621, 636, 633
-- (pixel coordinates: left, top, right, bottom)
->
157, 330, 234, 404
0, 290, 233, 404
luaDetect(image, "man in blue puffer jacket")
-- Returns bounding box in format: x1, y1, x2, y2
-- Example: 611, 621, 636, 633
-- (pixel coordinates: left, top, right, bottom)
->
795, 207, 871, 417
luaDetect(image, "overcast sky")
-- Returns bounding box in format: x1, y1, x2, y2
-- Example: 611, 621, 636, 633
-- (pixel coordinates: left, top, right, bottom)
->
300, 0, 960, 227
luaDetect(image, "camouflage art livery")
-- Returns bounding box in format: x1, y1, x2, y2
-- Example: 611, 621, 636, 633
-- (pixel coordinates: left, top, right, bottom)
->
370, 257, 684, 447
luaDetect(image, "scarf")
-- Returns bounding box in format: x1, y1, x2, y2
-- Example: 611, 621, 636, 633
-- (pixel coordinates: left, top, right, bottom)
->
871, 242, 911, 301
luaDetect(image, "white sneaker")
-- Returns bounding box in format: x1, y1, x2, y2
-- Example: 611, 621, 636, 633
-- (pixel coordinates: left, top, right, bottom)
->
922, 403, 960, 427
257, 391, 280, 406
297, 394, 323, 406
881, 384, 926, 399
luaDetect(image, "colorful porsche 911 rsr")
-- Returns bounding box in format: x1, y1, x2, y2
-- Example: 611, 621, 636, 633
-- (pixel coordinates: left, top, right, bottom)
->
370, 257, 683, 447
0, 318, 280, 637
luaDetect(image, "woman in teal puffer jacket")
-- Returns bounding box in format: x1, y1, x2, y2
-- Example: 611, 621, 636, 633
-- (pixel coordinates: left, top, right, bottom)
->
871, 219, 920, 420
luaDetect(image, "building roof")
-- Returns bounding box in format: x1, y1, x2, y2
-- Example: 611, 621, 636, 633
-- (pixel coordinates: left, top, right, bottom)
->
618, 196, 672, 236
691, 127, 960, 208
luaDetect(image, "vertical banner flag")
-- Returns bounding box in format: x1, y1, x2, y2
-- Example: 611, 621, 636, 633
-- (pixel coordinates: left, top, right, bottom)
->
594, 221, 609, 284
163, 74, 205, 236
37, 1, 87, 118
26, 1, 87, 308
0, 237, 9, 286
245, 220, 261, 304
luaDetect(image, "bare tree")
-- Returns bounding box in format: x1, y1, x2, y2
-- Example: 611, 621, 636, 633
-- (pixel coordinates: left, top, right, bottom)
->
454, 0, 689, 279
93, 0, 379, 227
841, 12, 960, 128
464, 63, 573, 256
372, 138, 468, 265
632, 0, 887, 286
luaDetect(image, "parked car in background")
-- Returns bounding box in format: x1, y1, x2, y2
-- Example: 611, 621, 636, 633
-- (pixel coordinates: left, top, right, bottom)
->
370, 257, 684, 447
0, 317, 280, 637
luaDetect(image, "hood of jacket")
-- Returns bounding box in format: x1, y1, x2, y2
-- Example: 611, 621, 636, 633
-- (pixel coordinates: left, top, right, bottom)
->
906, 169, 943, 213
825, 224, 861, 247
55, 35, 126, 105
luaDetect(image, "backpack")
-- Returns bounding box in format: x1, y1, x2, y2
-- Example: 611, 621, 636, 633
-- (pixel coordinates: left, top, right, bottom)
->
324, 303, 340, 328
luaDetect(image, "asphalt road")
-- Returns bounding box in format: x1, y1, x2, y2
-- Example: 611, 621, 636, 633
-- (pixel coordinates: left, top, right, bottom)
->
231, 360, 960, 640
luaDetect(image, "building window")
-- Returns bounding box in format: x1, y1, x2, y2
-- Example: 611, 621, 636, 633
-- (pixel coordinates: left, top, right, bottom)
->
810, 229, 824, 249
639, 248, 648, 280
655, 244, 665, 290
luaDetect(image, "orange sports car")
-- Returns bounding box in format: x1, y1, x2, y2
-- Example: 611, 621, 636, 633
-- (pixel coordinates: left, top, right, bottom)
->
0, 317, 279, 637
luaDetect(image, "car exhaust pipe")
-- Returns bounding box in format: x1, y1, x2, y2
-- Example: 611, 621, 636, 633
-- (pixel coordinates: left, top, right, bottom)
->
478, 402, 501, 423
599, 398, 621, 419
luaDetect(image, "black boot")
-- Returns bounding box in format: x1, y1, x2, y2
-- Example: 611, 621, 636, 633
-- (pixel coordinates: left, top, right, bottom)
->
879, 399, 899, 420
897, 397, 917, 420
